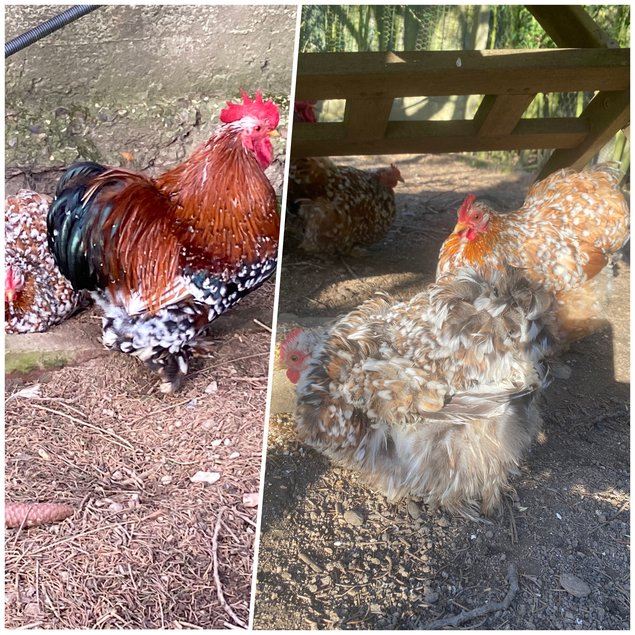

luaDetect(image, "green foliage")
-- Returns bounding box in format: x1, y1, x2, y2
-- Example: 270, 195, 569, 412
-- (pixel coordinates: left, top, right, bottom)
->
300, 5, 461, 53
588, 4, 630, 47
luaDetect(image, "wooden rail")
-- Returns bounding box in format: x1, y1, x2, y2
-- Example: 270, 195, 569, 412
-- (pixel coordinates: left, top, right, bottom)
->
292, 46, 629, 178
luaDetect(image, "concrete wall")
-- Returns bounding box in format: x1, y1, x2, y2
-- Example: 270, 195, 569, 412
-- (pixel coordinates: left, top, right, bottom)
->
6, 4, 297, 104
5, 5, 296, 192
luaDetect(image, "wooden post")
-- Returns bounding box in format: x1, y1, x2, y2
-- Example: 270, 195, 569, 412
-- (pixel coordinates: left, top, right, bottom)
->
537, 90, 630, 178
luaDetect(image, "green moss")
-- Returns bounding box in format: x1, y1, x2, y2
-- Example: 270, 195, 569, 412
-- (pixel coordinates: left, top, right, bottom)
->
5, 350, 73, 374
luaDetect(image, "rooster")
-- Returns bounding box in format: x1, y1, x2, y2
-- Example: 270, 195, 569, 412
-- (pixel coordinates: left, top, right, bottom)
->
5, 190, 86, 333
279, 267, 560, 518
287, 100, 404, 255
47, 91, 281, 392
437, 164, 630, 338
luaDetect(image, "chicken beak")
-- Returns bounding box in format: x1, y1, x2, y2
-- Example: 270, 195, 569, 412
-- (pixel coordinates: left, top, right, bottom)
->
453, 222, 468, 234
398, 175, 405, 183
268, 129, 280, 138
5, 289, 16, 304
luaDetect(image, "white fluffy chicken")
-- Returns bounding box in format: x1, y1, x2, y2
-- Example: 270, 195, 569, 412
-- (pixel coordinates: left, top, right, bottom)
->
279, 267, 561, 519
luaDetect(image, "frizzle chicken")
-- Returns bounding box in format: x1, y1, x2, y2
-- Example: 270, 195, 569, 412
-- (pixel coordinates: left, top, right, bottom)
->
48, 91, 280, 392
6, 190, 86, 333
279, 267, 560, 518
437, 164, 630, 339
287, 101, 403, 255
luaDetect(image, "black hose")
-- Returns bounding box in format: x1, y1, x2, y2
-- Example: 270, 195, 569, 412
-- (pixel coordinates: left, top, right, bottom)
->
5, 5, 102, 58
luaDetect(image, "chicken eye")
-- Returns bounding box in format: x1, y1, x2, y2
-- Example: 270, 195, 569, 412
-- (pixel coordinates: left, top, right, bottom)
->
255, 125, 262, 132
289, 354, 299, 362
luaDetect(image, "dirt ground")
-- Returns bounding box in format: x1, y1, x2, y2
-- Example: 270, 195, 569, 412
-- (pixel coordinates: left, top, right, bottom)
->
5, 280, 275, 629
254, 154, 630, 629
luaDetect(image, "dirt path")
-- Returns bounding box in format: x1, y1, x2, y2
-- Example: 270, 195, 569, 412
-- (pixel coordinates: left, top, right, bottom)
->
254, 154, 630, 629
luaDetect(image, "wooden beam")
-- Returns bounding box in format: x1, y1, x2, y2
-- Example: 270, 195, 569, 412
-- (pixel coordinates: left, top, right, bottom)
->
527, 6, 619, 48
291, 118, 589, 157
343, 98, 394, 141
295, 49, 629, 100
474, 94, 536, 136
537, 90, 630, 178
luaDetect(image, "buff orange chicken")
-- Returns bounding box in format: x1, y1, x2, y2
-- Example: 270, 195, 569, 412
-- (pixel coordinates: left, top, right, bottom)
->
437, 164, 629, 339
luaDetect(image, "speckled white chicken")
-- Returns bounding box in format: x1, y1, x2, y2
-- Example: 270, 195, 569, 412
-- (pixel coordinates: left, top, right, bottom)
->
5, 190, 85, 333
279, 267, 561, 518
287, 158, 404, 255
437, 164, 630, 339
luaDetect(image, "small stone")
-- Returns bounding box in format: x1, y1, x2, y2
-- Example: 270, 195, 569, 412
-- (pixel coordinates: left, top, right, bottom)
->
205, 381, 218, 394
485, 530, 494, 539
424, 590, 439, 604
407, 500, 421, 519
560, 573, 591, 597
436, 516, 450, 527
343, 510, 364, 527
307, 584, 318, 593
190, 470, 221, 484
160, 475, 173, 485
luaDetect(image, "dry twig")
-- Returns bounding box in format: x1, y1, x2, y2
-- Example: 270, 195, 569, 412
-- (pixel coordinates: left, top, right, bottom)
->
421, 563, 519, 629
28, 403, 133, 450
252, 319, 272, 333
212, 507, 247, 629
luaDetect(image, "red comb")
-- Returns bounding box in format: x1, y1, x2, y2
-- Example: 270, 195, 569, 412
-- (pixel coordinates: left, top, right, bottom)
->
294, 100, 317, 123
458, 194, 477, 220
220, 90, 280, 128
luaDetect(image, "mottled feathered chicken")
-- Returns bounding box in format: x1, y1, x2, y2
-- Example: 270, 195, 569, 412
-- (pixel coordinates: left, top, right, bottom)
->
287, 101, 403, 255
437, 164, 630, 338
279, 267, 560, 518
48, 91, 280, 392
287, 159, 403, 255
5, 190, 85, 333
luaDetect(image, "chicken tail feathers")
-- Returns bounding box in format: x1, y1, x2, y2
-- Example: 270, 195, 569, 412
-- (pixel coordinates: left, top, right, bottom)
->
47, 161, 109, 291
